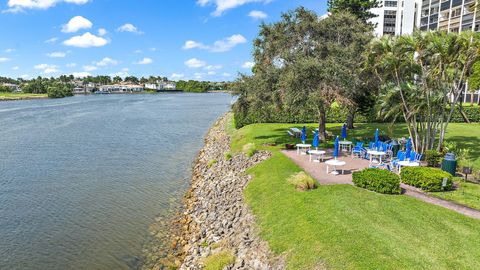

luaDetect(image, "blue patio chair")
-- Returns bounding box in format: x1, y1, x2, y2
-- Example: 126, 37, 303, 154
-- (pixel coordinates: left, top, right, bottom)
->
415, 153, 422, 163
381, 142, 388, 152
391, 151, 405, 171
369, 141, 375, 150
352, 142, 364, 159
386, 144, 394, 159
410, 151, 417, 162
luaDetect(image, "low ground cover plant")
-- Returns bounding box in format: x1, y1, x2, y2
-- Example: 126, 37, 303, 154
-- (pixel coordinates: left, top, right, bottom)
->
287, 171, 318, 191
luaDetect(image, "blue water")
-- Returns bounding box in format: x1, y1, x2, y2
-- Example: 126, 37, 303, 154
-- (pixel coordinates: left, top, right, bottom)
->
0, 93, 232, 270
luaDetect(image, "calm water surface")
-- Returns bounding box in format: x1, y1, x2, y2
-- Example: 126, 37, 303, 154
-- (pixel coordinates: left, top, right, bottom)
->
0, 93, 232, 270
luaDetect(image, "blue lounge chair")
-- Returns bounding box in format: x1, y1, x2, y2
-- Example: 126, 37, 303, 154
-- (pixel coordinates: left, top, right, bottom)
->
352, 142, 364, 159
391, 151, 406, 171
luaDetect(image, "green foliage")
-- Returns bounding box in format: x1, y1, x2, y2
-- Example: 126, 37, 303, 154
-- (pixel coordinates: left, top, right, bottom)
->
401, 167, 453, 192
327, 0, 381, 22
352, 168, 401, 194
203, 251, 236, 270
224, 152, 232, 161
430, 180, 480, 210
0, 85, 12, 92
176, 80, 211, 93
468, 61, 480, 91
457, 148, 473, 169
425, 150, 443, 167
47, 82, 73, 98
287, 171, 318, 191
207, 159, 217, 168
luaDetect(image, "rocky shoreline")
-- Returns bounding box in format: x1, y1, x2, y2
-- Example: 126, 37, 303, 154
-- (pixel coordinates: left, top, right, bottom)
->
158, 114, 284, 269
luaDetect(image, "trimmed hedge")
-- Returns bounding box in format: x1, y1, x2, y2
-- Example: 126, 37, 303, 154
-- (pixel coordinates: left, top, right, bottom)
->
400, 167, 453, 192
352, 168, 401, 194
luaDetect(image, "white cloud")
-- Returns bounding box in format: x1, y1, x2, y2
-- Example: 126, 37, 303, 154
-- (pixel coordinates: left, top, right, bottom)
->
183, 34, 247, 53
222, 72, 231, 77
171, 73, 184, 79
12, 66, 19, 70
183, 40, 208, 50
134, 49, 142, 53
0, 57, 11, 62
63, 32, 108, 48
242, 61, 254, 68
150, 47, 157, 51
5, 48, 15, 53
20, 74, 30, 79
207, 71, 216, 75
117, 23, 143, 34
95, 57, 118, 66
6, 0, 89, 12
197, 0, 271, 16
62, 16, 92, 33
248, 10, 267, 19
185, 58, 206, 68
71, 71, 91, 78
66, 63, 77, 67
45, 37, 58, 43
83, 65, 97, 71
34, 63, 60, 74
194, 72, 204, 79
46, 51, 67, 58
135, 57, 153, 65
98, 28, 107, 36
204, 64, 222, 70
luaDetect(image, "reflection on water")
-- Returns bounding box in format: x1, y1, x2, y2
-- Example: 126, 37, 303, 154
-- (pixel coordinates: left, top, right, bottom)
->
0, 93, 231, 270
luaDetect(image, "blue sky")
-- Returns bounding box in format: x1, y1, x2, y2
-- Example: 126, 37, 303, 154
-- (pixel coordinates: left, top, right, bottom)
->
0, 0, 326, 81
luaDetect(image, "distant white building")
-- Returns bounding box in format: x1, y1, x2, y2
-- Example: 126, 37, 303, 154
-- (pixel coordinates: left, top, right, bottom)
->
144, 81, 177, 91
98, 84, 144, 93
369, 0, 422, 36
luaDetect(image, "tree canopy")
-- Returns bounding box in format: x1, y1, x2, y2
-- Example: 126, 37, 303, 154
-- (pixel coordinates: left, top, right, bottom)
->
327, 0, 381, 22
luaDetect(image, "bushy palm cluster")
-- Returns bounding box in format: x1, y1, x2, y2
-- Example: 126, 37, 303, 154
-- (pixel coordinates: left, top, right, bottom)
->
366, 31, 480, 152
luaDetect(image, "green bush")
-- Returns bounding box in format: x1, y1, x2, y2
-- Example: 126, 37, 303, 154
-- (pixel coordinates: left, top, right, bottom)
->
352, 168, 401, 194
287, 171, 318, 191
425, 150, 443, 167
207, 159, 217, 168
224, 152, 232, 161
401, 167, 453, 192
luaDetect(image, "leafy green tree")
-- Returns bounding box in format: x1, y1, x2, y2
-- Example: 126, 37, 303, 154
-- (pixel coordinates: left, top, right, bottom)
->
47, 82, 73, 98
468, 61, 480, 105
113, 76, 123, 83
327, 0, 381, 22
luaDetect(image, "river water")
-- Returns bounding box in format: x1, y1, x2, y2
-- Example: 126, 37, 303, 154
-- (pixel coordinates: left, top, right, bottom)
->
0, 93, 232, 270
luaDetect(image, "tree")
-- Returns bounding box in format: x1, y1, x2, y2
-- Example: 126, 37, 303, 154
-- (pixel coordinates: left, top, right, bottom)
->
327, 0, 381, 22
366, 31, 480, 152
113, 76, 123, 83
468, 61, 480, 105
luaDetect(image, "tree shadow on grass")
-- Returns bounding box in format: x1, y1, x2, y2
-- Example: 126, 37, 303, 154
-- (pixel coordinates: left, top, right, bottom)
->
447, 136, 480, 165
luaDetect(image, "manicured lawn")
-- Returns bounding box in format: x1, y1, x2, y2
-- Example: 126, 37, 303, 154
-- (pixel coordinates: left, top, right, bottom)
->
0, 92, 47, 100
230, 120, 480, 269
430, 181, 480, 211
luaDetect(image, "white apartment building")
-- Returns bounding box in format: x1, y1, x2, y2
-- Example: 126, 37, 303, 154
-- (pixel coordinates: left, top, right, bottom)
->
370, 0, 422, 36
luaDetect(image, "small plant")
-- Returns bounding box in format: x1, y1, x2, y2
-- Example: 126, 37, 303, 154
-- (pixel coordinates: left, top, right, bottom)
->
442, 140, 458, 155
352, 168, 401, 194
207, 159, 217, 168
242, 143, 257, 157
425, 150, 443, 167
457, 149, 473, 169
201, 241, 209, 248
203, 250, 236, 270
287, 171, 318, 191
224, 152, 232, 161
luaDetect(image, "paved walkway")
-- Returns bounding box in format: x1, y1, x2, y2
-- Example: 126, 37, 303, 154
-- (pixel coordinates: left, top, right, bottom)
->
283, 149, 480, 220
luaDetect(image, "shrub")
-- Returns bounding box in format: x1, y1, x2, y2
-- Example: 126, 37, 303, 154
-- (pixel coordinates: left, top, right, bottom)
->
203, 250, 236, 270
287, 171, 318, 191
401, 167, 453, 192
425, 150, 443, 167
352, 168, 401, 194
207, 159, 217, 168
242, 143, 257, 157
224, 152, 232, 161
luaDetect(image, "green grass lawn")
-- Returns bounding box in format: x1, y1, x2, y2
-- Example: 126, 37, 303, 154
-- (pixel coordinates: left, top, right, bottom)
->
0, 92, 47, 100
230, 119, 480, 269
430, 181, 480, 211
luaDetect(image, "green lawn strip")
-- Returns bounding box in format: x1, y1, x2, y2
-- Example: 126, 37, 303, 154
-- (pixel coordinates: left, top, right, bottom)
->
244, 151, 480, 269
430, 181, 480, 211
203, 250, 236, 270
0, 93, 47, 100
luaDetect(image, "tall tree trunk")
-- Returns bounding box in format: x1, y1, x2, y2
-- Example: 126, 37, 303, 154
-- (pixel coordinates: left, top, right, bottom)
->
459, 100, 471, 123
318, 105, 327, 142
346, 108, 355, 129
